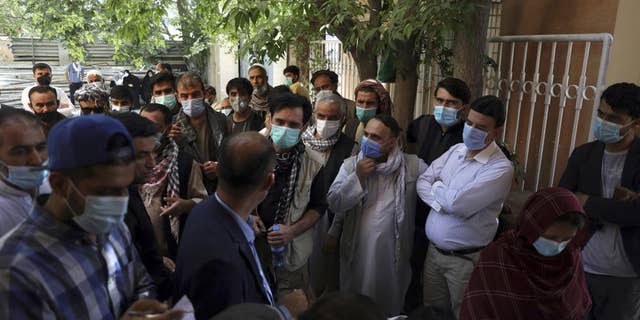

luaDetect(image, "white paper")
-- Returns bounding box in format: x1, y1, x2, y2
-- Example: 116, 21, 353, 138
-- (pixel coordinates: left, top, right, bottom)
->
173, 295, 195, 320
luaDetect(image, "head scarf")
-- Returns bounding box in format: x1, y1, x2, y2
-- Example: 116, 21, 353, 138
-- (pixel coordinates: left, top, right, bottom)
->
460, 187, 591, 320
74, 83, 110, 113
353, 79, 392, 115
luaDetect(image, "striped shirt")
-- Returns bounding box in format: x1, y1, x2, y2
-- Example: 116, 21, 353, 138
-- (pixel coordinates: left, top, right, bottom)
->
0, 199, 155, 319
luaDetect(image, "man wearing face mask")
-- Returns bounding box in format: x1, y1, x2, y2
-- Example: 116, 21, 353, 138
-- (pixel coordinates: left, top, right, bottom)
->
139, 103, 208, 264
27, 86, 67, 136
110, 85, 135, 114
353, 79, 393, 143
0, 108, 49, 236
559, 82, 640, 320
311, 70, 359, 140
226, 77, 265, 133
255, 92, 327, 301
301, 90, 358, 297
283, 65, 309, 98
404, 77, 471, 310
326, 114, 427, 315
150, 72, 183, 140
418, 95, 514, 318
0, 115, 182, 319
248, 64, 274, 117
21, 62, 72, 111
173, 72, 231, 193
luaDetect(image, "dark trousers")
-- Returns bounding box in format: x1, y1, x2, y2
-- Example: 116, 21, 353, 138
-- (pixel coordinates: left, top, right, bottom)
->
69, 82, 83, 104
585, 272, 640, 320
404, 198, 431, 313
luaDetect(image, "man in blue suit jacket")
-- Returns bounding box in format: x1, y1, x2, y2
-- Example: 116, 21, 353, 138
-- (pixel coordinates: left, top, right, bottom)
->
174, 132, 294, 319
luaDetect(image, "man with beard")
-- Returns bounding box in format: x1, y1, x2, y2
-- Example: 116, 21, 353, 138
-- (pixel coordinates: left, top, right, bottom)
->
21, 63, 72, 110
248, 64, 273, 118
27, 86, 66, 136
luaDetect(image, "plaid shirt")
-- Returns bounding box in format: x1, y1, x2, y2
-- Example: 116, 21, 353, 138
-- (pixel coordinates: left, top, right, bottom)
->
0, 201, 155, 319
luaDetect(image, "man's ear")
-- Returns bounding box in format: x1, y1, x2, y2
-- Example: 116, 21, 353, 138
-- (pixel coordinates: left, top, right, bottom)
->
48, 171, 72, 197
262, 172, 275, 192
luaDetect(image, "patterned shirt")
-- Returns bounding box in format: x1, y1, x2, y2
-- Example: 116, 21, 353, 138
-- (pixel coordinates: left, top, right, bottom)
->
0, 199, 155, 319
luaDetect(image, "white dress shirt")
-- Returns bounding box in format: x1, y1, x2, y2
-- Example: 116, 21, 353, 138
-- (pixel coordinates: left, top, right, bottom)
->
418, 142, 514, 251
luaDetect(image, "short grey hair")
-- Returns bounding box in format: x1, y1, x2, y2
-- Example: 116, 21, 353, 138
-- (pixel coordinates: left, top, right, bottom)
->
314, 90, 346, 115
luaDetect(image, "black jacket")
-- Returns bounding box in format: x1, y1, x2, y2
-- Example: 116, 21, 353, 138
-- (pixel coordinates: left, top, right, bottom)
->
173, 196, 272, 319
125, 186, 172, 300
558, 138, 640, 273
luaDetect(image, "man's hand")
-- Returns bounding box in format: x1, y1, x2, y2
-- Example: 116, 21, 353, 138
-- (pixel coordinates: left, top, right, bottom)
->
121, 299, 183, 320
163, 257, 176, 273
267, 224, 295, 247
160, 197, 195, 217
614, 186, 639, 201
251, 214, 266, 236
168, 124, 183, 139
201, 161, 218, 180
322, 234, 338, 255
280, 289, 308, 317
356, 158, 377, 186
575, 192, 590, 206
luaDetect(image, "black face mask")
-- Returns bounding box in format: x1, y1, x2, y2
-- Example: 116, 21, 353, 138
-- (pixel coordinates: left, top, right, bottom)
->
36, 74, 52, 86
35, 111, 64, 131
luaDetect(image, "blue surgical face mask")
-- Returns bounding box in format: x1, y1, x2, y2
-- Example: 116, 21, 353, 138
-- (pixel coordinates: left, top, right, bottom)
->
284, 77, 294, 86
463, 123, 489, 150
182, 98, 206, 117
356, 106, 377, 123
361, 136, 383, 159
66, 181, 129, 234
434, 105, 460, 126
532, 236, 571, 257
153, 94, 177, 110
270, 124, 301, 149
593, 116, 629, 144
0, 160, 49, 190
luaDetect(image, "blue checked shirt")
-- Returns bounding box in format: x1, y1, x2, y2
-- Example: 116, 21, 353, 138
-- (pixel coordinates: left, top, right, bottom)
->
0, 201, 155, 319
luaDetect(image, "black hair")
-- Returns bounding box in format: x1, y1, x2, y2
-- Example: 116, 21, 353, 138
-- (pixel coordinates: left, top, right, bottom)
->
217, 132, 276, 196
371, 113, 401, 137
555, 211, 586, 229
112, 112, 159, 138
269, 92, 312, 124
470, 95, 506, 128
283, 65, 300, 76
601, 82, 640, 119
141, 103, 173, 126
110, 85, 134, 101
298, 292, 386, 320
32, 63, 51, 74
28, 85, 58, 100
205, 85, 216, 96
226, 77, 253, 96
157, 63, 173, 74
150, 71, 176, 92
435, 77, 471, 105
0, 108, 42, 145
270, 84, 293, 96
311, 69, 339, 86
176, 71, 205, 92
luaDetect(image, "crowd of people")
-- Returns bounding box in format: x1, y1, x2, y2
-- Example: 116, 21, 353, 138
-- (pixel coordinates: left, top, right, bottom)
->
0, 59, 638, 320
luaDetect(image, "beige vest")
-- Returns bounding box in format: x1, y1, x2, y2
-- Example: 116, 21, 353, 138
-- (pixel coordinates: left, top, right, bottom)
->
284, 147, 325, 271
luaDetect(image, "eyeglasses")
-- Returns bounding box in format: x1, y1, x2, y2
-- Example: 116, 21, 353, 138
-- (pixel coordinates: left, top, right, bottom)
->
81, 108, 105, 115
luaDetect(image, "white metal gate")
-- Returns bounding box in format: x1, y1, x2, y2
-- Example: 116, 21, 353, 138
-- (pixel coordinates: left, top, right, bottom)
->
483, 33, 613, 191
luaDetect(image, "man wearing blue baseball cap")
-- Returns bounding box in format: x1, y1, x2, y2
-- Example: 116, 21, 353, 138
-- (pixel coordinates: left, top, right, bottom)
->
0, 115, 182, 319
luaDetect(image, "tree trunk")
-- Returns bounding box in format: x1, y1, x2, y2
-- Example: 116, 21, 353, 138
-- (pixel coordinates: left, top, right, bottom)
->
351, 47, 378, 80
453, 0, 491, 99
393, 40, 420, 131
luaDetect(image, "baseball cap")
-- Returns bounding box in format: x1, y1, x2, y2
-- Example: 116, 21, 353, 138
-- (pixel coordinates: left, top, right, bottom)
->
47, 115, 135, 171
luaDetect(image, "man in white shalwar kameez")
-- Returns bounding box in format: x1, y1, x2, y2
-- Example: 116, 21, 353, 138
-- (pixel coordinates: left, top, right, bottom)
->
327, 114, 426, 315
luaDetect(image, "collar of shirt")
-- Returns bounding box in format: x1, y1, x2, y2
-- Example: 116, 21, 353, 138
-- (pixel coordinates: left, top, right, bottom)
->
214, 193, 255, 243
0, 178, 30, 198
457, 141, 499, 164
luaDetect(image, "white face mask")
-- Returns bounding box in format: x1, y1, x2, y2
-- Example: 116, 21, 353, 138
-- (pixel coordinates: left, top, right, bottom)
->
231, 98, 249, 113
182, 98, 206, 117
315, 119, 342, 139
65, 181, 129, 234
